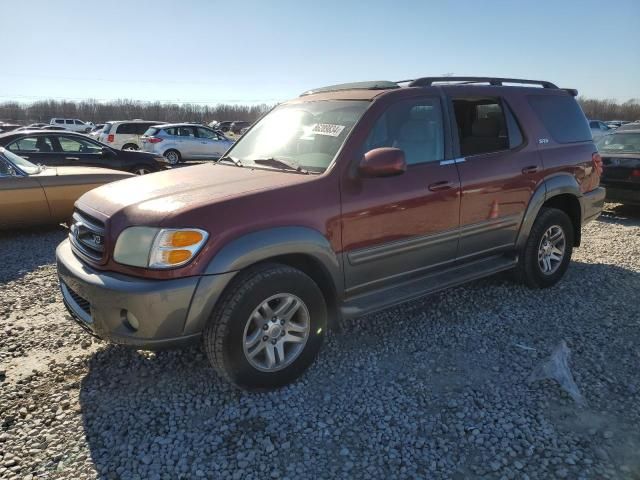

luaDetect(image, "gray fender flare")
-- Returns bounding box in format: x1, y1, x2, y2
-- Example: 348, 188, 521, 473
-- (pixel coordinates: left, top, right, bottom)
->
183, 227, 343, 336
515, 174, 582, 250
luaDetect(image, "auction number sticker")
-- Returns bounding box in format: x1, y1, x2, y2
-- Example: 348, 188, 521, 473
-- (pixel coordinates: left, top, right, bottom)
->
311, 123, 345, 137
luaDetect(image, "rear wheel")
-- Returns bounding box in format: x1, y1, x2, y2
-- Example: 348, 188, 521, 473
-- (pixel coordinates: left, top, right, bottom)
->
130, 164, 157, 175
203, 263, 327, 390
164, 149, 181, 165
122, 143, 139, 151
515, 207, 574, 288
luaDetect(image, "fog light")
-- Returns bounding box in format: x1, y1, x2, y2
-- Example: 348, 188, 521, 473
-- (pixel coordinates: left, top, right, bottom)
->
122, 310, 140, 331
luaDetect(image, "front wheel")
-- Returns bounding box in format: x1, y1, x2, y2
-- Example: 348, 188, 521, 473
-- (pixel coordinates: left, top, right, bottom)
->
130, 164, 157, 175
203, 263, 327, 390
515, 207, 574, 289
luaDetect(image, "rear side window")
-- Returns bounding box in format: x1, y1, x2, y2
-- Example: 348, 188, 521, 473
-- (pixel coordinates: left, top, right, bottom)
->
55, 119, 64, 124
528, 95, 591, 143
144, 127, 160, 136
116, 123, 134, 134
65, 119, 74, 125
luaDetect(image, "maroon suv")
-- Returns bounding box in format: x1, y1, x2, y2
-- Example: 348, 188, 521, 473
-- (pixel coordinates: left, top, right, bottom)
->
57, 77, 605, 389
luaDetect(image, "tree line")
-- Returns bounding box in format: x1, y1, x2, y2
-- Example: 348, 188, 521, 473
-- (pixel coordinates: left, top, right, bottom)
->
0, 99, 273, 124
0, 97, 638, 125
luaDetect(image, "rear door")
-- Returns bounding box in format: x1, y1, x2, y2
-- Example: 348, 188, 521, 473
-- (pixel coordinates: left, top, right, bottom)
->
176, 126, 198, 159
6, 135, 65, 166
449, 93, 542, 260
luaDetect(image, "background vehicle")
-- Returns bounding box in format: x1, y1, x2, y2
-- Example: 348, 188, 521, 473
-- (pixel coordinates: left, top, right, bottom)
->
88, 124, 105, 138
50, 118, 92, 133
597, 129, 640, 205
589, 120, 611, 139
0, 147, 131, 229
140, 123, 233, 164
215, 121, 233, 133
57, 77, 604, 390
616, 121, 640, 132
0, 123, 22, 133
230, 121, 251, 134
98, 120, 163, 150
0, 130, 165, 175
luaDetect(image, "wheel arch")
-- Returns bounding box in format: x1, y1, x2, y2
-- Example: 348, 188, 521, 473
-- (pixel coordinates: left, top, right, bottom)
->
516, 174, 583, 249
203, 227, 343, 329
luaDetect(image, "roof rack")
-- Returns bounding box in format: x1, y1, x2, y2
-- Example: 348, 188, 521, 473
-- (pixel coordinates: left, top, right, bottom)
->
300, 80, 399, 96
400, 76, 558, 89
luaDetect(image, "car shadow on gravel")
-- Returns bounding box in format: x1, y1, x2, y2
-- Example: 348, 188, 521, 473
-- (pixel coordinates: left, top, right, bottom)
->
0, 225, 67, 283
76, 258, 640, 479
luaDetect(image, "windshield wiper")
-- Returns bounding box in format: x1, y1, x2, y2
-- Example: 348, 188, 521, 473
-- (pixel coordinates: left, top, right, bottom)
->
217, 155, 243, 167
252, 158, 309, 174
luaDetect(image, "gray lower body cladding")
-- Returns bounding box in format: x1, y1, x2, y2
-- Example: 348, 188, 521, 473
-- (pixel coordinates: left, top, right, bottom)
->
56, 239, 235, 349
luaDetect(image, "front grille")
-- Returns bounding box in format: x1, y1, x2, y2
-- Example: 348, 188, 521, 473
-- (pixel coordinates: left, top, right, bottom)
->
69, 209, 106, 261
64, 283, 91, 316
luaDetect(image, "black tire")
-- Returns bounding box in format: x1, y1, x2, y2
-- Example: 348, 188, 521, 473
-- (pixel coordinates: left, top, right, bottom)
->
515, 207, 574, 289
163, 149, 181, 165
122, 143, 139, 151
129, 164, 157, 175
203, 263, 327, 390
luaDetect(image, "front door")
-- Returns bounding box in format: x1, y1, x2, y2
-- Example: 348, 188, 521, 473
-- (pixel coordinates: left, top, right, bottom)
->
450, 95, 543, 260
0, 157, 50, 228
195, 127, 226, 158
53, 135, 105, 167
340, 96, 461, 295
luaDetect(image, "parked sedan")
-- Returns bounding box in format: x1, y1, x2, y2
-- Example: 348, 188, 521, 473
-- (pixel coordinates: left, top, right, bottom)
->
597, 129, 640, 206
0, 130, 166, 174
0, 147, 132, 229
140, 123, 234, 165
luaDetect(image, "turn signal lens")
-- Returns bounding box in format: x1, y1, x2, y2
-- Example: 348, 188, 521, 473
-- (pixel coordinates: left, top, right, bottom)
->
148, 228, 209, 269
159, 230, 204, 248
162, 249, 192, 264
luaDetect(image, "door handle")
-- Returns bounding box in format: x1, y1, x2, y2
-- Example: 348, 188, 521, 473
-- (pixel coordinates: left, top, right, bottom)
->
428, 180, 454, 191
522, 165, 539, 174
66, 157, 80, 160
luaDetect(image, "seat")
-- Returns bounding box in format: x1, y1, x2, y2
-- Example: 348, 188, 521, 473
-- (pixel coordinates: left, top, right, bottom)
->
460, 118, 506, 156
393, 107, 442, 164
35, 137, 52, 152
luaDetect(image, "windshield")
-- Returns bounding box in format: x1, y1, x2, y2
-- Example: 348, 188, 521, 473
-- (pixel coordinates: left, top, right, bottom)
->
0, 147, 40, 174
597, 133, 640, 153
223, 100, 369, 173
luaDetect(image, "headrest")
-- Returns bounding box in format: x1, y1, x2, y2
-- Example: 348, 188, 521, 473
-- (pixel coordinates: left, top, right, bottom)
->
471, 118, 499, 137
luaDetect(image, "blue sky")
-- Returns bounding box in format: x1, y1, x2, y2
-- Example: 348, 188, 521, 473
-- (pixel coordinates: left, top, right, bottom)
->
2, 0, 639, 104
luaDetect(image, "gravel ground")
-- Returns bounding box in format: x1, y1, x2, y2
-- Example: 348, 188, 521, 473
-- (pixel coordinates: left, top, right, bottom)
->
1, 204, 639, 480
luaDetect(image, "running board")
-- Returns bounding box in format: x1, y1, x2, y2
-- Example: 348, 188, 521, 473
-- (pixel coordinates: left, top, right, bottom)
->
340, 254, 518, 319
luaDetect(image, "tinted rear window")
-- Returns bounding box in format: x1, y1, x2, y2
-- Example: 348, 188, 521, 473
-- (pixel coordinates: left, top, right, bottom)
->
528, 95, 591, 144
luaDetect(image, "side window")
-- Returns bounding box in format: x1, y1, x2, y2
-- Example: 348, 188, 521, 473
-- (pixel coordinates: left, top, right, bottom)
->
527, 95, 591, 144
65, 119, 74, 125
55, 119, 64, 124
74, 120, 83, 125
8, 136, 54, 153
452, 97, 510, 156
589, 121, 598, 128
58, 136, 101, 153
135, 124, 153, 135
0, 158, 10, 176
196, 127, 215, 139
116, 123, 131, 134
164, 127, 177, 136
363, 98, 444, 165
177, 127, 195, 137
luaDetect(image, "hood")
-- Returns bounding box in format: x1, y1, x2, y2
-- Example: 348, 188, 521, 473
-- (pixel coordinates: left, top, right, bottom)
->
77, 163, 315, 222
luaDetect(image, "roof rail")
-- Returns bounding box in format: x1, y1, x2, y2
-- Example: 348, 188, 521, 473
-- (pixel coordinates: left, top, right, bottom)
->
300, 80, 399, 96
402, 77, 559, 89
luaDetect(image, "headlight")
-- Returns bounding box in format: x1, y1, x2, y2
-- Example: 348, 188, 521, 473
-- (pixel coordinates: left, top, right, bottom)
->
113, 227, 208, 269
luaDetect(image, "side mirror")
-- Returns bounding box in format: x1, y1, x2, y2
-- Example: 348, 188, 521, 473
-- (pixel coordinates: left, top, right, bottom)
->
358, 147, 406, 178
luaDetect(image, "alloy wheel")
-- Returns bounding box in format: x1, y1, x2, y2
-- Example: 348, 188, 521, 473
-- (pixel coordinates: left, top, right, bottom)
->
537, 225, 566, 275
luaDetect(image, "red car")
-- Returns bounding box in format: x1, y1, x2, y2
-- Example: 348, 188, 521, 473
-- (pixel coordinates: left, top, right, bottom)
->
57, 76, 604, 389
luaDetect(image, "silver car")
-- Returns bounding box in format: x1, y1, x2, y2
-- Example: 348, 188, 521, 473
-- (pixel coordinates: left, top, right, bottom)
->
141, 123, 234, 165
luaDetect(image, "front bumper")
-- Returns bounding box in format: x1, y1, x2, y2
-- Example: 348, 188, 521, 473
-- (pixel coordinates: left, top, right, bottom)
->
601, 184, 640, 206
56, 239, 235, 349
580, 187, 606, 224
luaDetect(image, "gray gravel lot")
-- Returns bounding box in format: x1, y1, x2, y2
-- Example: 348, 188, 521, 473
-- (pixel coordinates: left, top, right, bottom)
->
1, 204, 639, 479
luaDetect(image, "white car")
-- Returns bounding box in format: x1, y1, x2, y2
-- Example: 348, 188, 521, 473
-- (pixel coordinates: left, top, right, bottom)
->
98, 120, 164, 150
49, 118, 93, 133
589, 120, 611, 140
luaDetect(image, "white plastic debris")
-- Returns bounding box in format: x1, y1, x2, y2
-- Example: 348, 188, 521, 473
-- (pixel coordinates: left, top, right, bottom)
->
528, 340, 586, 406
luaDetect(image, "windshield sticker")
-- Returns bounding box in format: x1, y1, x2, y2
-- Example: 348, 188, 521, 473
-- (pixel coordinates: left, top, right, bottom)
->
310, 123, 345, 137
